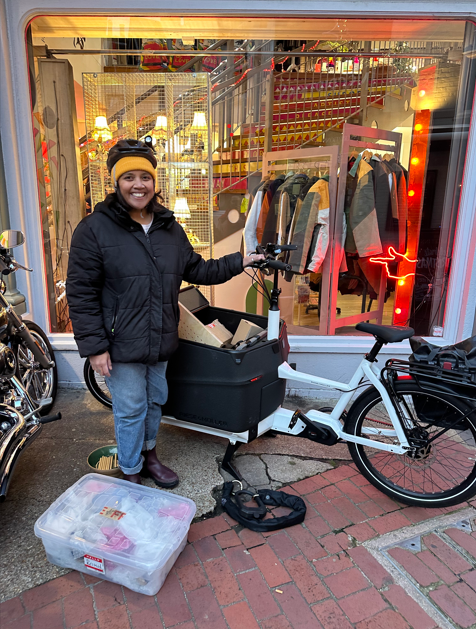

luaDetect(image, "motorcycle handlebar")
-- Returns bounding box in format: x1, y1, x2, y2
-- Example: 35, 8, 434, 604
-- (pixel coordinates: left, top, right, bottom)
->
0, 258, 11, 275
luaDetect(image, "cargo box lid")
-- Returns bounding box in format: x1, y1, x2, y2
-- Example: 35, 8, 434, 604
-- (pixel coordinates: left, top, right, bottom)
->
178, 285, 209, 314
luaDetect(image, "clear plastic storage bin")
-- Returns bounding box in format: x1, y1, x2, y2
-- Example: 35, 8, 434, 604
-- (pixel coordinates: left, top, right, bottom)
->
34, 474, 196, 596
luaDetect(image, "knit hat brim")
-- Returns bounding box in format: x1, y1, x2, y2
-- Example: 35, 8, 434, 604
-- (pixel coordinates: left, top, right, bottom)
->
111, 156, 156, 187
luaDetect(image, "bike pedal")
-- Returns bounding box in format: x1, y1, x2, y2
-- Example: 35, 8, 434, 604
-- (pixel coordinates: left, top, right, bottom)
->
39, 412, 62, 424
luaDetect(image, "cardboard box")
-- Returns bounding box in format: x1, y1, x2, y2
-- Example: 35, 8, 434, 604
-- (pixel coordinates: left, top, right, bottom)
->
178, 303, 232, 347
231, 319, 265, 345
206, 320, 233, 345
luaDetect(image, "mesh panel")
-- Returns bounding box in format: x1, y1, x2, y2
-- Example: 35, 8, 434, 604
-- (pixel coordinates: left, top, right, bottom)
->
83, 72, 213, 299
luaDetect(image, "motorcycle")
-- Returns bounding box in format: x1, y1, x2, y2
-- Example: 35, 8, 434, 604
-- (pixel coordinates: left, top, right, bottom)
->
0, 230, 60, 501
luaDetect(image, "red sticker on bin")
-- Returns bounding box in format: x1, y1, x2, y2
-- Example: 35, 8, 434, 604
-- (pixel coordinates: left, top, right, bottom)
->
100, 506, 126, 520
84, 554, 105, 573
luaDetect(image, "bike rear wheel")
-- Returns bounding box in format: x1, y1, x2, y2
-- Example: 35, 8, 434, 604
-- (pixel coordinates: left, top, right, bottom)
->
83, 358, 112, 409
345, 382, 476, 507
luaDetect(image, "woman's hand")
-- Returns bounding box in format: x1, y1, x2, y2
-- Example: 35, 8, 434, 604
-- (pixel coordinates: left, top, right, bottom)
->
243, 253, 266, 268
90, 351, 112, 378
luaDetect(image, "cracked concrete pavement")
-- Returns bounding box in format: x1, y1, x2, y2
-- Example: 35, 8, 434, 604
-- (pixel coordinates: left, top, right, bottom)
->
0, 388, 345, 601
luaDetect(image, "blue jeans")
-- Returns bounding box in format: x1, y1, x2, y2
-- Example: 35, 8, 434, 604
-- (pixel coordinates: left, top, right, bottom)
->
105, 361, 168, 475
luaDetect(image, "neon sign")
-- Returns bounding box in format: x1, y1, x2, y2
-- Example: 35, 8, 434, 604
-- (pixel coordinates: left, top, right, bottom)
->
369, 247, 418, 281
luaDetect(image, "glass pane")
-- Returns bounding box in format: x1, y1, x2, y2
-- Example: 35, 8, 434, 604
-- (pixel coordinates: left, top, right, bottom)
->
28, 16, 474, 337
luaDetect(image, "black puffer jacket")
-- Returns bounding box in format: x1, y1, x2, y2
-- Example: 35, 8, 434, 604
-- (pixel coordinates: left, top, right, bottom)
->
66, 194, 243, 364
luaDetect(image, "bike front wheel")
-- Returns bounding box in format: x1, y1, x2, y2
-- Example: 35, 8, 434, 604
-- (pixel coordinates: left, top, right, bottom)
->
345, 382, 476, 508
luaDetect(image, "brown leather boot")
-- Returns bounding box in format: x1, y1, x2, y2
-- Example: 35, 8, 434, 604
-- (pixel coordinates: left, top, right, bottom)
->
141, 449, 179, 488
123, 473, 142, 484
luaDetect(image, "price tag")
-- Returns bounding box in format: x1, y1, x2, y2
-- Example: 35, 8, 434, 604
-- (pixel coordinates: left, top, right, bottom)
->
99, 506, 126, 521
84, 554, 105, 573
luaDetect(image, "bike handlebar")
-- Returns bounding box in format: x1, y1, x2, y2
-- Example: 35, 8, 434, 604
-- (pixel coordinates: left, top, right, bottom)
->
266, 259, 292, 272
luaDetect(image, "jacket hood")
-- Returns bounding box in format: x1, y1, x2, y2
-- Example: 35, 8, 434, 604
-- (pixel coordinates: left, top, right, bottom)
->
94, 193, 175, 230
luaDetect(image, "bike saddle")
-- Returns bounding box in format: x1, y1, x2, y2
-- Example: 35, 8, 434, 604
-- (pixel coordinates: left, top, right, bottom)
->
356, 323, 414, 344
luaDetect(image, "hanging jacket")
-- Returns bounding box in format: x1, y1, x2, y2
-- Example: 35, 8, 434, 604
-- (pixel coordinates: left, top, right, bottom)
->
287, 176, 319, 247
306, 179, 331, 273
66, 194, 243, 364
347, 157, 383, 258
371, 156, 400, 253
286, 178, 322, 276
242, 177, 271, 255
256, 175, 285, 245
387, 158, 408, 253
261, 173, 309, 247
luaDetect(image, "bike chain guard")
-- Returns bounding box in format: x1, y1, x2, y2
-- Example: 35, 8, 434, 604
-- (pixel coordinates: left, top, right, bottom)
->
290, 410, 340, 446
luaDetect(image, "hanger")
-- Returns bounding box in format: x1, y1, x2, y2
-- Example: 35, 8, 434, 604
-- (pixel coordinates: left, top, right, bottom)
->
383, 153, 393, 161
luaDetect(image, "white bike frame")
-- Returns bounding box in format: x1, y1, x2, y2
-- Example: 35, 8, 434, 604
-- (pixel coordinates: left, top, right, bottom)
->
162, 263, 411, 454
163, 340, 410, 455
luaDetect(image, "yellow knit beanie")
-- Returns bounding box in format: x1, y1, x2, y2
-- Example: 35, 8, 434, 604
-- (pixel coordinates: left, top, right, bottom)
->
111, 156, 156, 187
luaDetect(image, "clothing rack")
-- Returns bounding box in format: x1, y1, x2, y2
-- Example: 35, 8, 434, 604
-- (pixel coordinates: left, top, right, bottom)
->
261, 146, 339, 335
328, 123, 403, 335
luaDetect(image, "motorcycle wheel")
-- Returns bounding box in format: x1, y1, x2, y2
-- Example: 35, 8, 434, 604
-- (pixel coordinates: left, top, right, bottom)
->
83, 357, 112, 409
15, 320, 58, 415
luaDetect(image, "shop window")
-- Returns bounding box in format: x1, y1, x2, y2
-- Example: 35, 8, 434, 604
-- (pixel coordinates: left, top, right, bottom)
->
28, 17, 474, 337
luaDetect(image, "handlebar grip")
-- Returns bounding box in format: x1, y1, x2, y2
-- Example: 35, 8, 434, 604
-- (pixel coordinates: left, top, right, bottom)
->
276, 244, 298, 251
267, 259, 292, 272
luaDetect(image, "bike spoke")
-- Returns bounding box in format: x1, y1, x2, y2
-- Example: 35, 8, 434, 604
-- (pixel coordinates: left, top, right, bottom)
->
358, 390, 476, 498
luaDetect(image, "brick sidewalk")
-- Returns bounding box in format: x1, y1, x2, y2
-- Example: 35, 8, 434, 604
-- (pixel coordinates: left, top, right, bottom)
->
2, 462, 476, 629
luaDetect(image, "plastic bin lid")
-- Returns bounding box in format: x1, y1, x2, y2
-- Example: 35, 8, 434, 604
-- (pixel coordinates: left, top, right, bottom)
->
178, 286, 209, 313
34, 474, 196, 570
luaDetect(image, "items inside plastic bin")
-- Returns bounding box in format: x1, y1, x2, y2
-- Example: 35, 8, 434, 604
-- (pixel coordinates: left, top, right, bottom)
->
35, 474, 196, 595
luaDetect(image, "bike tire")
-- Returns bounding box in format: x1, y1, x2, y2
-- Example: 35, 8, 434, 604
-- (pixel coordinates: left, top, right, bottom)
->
344, 381, 476, 508
15, 320, 58, 415
83, 357, 112, 409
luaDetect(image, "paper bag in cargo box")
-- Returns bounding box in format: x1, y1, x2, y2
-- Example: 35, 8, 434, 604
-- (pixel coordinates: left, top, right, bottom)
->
178, 302, 232, 347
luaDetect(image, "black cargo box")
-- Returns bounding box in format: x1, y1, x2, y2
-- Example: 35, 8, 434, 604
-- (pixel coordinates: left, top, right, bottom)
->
163, 286, 289, 434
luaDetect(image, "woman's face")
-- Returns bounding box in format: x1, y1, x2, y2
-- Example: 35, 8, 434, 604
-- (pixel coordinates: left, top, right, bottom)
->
118, 170, 155, 210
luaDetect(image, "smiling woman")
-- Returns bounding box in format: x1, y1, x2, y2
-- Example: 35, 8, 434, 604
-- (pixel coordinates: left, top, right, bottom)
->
65, 137, 256, 486
117, 172, 155, 216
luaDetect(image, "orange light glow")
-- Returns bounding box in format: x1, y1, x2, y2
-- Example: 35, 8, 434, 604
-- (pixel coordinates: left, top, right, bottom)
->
394, 109, 431, 326
398, 280, 405, 286
419, 90, 426, 97
369, 247, 418, 281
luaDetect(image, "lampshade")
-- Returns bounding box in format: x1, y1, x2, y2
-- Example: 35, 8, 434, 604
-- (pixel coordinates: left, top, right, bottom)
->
173, 197, 191, 219
93, 116, 112, 142
155, 115, 168, 129
152, 115, 168, 141
190, 112, 208, 131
